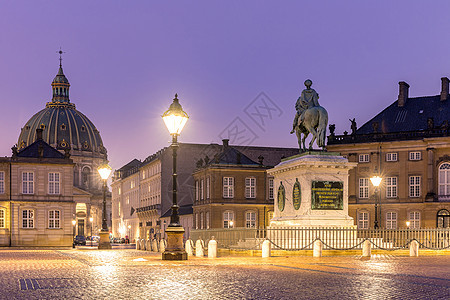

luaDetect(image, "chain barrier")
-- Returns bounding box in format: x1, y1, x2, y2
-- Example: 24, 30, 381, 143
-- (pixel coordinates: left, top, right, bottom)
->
267, 237, 319, 251
319, 238, 367, 251
412, 239, 450, 250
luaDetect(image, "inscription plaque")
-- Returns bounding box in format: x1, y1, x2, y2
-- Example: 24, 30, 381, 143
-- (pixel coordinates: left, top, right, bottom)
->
311, 181, 343, 210
277, 182, 285, 212
292, 178, 301, 210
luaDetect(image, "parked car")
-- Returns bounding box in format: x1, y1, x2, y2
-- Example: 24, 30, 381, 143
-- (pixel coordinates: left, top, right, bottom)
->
73, 235, 86, 246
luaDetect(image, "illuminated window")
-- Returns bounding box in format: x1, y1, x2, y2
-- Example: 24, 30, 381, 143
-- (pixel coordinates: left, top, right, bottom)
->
246, 211, 256, 228
206, 211, 210, 229
409, 152, 421, 161
48, 210, 60, 229
386, 177, 397, 198
359, 178, 369, 198
409, 176, 421, 197
359, 154, 369, 163
200, 179, 204, 200
386, 212, 397, 229
223, 177, 234, 198
22, 209, 34, 228
223, 211, 234, 228
386, 153, 398, 162
22, 172, 34, 194
268, 178, 274, 200
358, 211, 369, 229
439, 163, 450, 200
195, 181, 199, 201
0, 209, 5, 228
206, 177, 210, 199
48, 172, 60, 194
409, 211, 420, 229
245, 177, 256, 198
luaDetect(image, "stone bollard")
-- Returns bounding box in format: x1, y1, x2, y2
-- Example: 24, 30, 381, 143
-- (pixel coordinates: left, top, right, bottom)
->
208, 238, 217, 258
136, 239, 140, 250
362, 240, 371, 257
313, 240, 323, 257
152, 239, 158, 252
410, 240, 419, 257
262, 240, 271, 258
139, 239, 144, 250
196, 239, 204, 257
160, 239, 166, 253
148, 239, 153, 251
185, 239, 194, 256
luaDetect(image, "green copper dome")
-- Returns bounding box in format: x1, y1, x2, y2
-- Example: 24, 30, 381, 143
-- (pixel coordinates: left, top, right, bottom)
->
17, 65, 107, 156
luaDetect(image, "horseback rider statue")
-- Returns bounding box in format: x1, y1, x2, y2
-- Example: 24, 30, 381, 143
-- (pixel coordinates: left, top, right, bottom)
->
291, 79, 328, 151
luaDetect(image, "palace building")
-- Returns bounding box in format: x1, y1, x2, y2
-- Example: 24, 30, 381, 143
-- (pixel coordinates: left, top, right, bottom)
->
327, 78, 450, 229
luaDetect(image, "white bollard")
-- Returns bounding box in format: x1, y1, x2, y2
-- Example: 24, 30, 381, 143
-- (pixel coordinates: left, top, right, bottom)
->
140, 239, 145, 250
147, 239, 152, 251
136, 239, 140, 250
362, 240, 371, 257
185, 239, 194, 256
410, 240, 419, 257
313, 240, 323, 257
196, 239, 204, 257
208, 238, 217, 258
152, 239, 158, 252
262, 240, 271, 258
160, 239, 166, 253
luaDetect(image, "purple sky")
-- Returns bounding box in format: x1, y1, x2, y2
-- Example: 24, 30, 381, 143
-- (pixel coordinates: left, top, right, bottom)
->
2, 1, 450, 170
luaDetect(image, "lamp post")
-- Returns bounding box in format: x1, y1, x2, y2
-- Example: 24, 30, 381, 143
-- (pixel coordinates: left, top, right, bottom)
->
370, 175, 382, 230
161, 93, 189, 260
72, 219, 76, 248
89, 217, 94, 247
127, 224, 131, 244
97, 163, 112, 249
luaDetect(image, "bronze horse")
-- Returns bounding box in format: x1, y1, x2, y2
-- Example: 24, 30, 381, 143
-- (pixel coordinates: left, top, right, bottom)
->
294, 106, 328, 152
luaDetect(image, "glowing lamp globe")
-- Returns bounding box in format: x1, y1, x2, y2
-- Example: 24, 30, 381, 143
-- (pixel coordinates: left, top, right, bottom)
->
162, 94, 189, 135
98, 164, 112, 180
370, 175, 382, 187
72, 220, 76, 226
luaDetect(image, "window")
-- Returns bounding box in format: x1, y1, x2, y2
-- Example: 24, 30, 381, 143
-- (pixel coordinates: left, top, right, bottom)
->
200, 212, 204, 229
409, 176, 421, 197
0, 171, 4, 194
358, 211, 369, 229
386, 177, 397, 198
200, 179, 204, 200
48, 172, 60, 194
359, 178, 369, 198
437, 209, 449, 228
359, 154, 369, 162
22, 172, 34, 194
409, 211, 420, 229
131, 180, 135, 189
195, 181, 199, 201
439, 163, 450, 200
0, 209, 5, 228
206, 177, 210, 199
206, 212, 210, 229
223, 177, 234, 198
268, 178, 274, 200
246, 211, 256, 228
409, 151, 421, 161
386, 153, 398, 162
195, 213, 199, 229
386, 212, 397, 229
142, 170, 146, 180
22, 209, 34, 228
48, 210, 60, 229
245, 177, 256, 198
223, 211, 234, 228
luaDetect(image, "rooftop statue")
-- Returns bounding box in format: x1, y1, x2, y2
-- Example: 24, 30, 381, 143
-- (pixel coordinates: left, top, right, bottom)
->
290, 79, 328, 151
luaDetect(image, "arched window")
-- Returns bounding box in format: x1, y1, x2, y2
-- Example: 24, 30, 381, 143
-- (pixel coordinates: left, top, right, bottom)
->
82, 167, 91, 189
223, 211, 234, 228
439, 163, 450, 201
437, 209, 449, 228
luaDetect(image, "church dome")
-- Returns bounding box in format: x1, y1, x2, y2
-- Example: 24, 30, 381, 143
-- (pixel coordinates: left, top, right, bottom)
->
17, 63, 107, 157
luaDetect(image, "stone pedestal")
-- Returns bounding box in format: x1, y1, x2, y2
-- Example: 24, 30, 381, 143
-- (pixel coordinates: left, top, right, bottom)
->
162, 226, 187, 260
267, 152, 357, 228
98, 231, 111, 249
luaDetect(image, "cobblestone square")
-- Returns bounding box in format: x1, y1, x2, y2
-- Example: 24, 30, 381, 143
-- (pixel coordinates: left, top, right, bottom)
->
0, 249, 449, 299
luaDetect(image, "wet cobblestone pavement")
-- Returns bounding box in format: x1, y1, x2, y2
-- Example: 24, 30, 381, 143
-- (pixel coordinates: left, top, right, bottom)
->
0, 249, 449, 299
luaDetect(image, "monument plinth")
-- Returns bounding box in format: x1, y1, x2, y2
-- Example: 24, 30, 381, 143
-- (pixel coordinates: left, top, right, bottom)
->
267, 151, 357, 228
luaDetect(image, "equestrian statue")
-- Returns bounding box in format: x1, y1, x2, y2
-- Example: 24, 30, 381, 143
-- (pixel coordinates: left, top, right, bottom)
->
290, 79, 328, 151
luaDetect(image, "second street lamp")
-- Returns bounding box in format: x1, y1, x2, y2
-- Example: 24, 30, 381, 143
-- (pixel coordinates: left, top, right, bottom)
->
370, 175, 382, 230
161, 93, 189, 260
89, 217, 94, 247
98, 163, 112, 249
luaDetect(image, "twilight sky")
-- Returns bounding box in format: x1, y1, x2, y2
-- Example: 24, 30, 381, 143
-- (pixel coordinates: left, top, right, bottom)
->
1, 1, 450, 170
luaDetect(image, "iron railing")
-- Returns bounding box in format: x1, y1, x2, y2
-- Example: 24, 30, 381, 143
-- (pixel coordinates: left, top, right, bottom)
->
189, 227, 450, 251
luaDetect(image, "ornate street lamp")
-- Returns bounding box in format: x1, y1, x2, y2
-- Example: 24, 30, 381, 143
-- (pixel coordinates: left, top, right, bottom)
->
161, 93, 189, 260
72, 219, 76, 248
98, 163, 112, 249
370, 175, 382, 230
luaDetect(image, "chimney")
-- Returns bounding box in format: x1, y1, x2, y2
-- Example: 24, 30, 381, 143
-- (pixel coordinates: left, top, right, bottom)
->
441, 77, 449, 101
397, 81, 409, 107
222, 139, 229, 148
36, 128, 43, 141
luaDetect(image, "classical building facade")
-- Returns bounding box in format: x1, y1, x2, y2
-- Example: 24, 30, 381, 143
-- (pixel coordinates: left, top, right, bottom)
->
111, 141, 298, 240
327, 78, 450, 229
0, 130, 91, 246
15, 61, 111, 237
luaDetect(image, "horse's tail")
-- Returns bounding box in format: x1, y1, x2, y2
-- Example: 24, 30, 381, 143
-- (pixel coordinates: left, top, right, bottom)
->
317, 108, 328, 148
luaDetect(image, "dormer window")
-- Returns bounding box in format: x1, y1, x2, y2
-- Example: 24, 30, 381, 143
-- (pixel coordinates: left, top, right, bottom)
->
40, 124, 46, 130
81, 126, 86, 132
60, 124, 66, 131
